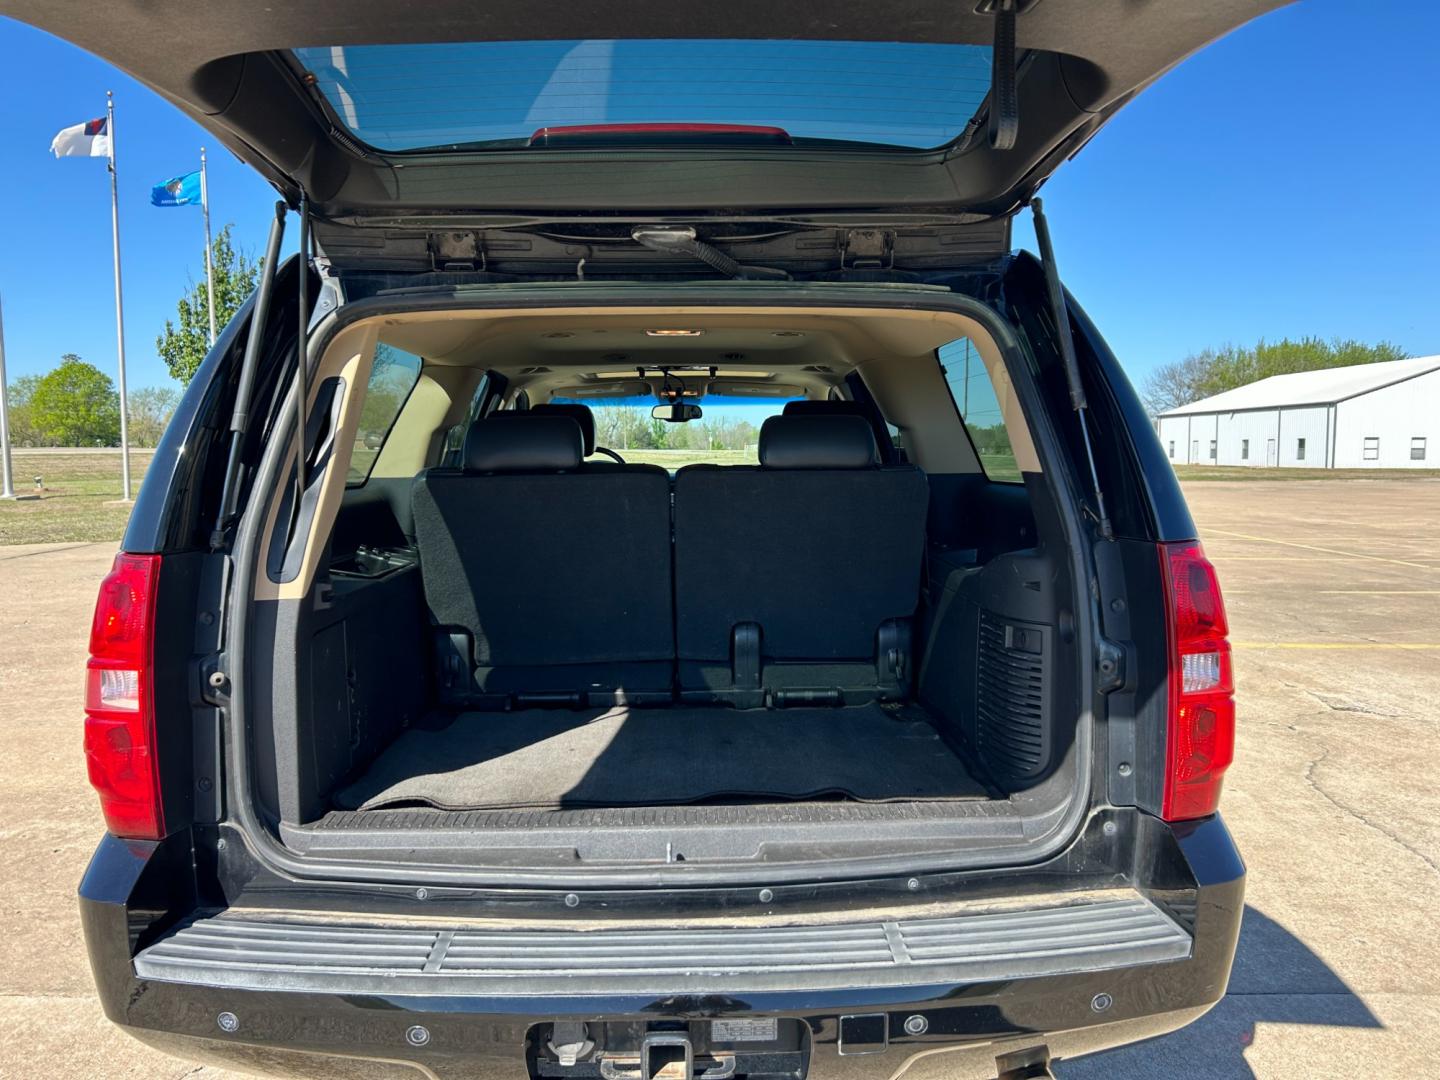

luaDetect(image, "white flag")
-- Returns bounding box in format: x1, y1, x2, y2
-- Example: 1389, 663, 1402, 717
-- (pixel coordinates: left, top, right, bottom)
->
51, 117, 111, 159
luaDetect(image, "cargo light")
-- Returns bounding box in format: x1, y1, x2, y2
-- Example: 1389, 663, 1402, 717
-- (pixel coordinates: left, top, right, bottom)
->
1159, 542, 1235, 822
83, 552, 166, 840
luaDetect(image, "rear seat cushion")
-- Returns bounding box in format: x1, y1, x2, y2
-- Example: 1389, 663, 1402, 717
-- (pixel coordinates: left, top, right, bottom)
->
674, 415, 928, 664
413, 414, 673, 687
674, 469, 927, 660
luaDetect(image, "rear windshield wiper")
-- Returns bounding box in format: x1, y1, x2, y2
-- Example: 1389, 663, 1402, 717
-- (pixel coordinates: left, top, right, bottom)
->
630, 226, 788, 281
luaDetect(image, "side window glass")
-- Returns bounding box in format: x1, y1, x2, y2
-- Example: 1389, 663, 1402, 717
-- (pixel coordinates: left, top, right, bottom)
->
937, 337, 1021, 482
440, 422, 466, 465
885, 420, 907, 461
347, 344, 422, 483
440, 372, 492, 467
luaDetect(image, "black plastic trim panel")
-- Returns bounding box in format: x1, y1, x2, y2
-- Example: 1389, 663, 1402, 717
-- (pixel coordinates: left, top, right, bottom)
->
311, 798, 1016, 830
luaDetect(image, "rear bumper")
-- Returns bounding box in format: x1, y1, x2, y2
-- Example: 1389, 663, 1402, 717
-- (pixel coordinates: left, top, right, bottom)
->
81, 814, 1244, 1080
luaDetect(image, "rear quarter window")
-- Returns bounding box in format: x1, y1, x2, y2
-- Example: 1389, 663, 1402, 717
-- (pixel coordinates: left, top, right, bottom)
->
347, 345, 423, 483
937, 338, 1022, 482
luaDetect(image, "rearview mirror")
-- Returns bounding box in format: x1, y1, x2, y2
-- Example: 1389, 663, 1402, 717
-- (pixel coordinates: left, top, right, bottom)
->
652, 402, 703, 423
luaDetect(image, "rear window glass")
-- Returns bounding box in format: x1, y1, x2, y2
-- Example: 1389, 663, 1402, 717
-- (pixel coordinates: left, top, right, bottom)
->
554, 394, 796, 469
348, 345, 423, 483
937, 338, 1021, 483
291, 41, 993, 152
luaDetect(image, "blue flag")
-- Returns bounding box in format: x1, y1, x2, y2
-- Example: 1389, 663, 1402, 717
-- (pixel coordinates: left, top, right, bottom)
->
150, 170, 201, 207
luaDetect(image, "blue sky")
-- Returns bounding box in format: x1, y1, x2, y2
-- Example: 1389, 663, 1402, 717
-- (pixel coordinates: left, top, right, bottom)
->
0, 1, 1437, 394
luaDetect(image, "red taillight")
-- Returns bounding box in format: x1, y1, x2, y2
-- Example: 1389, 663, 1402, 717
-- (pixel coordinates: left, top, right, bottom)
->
1159, 542, 1235, 821
84, 552, 165, 840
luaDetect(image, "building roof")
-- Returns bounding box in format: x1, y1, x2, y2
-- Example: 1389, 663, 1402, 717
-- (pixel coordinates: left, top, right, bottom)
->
1160, 355, 1440, 416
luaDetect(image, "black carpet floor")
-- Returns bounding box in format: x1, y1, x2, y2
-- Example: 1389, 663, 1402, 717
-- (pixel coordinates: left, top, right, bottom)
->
334, 704, 987, 812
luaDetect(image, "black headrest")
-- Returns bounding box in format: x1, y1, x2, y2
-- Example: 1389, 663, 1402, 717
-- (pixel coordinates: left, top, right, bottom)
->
759, 414, 878, 469
531, 402, 596, 455
463, 414, 584, 473
782, 399, 868, 418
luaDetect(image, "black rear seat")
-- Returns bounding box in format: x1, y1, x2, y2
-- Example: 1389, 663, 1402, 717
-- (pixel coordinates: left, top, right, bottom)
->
412, 408, 928, 710
411, 413, 674, 707
782, 397, 900, 463
529, 402, 598, 458
672, 414, 929, 706
531, 401, 633, 469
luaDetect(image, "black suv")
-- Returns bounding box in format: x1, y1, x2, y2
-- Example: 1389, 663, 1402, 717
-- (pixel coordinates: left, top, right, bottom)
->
9, 2, 1280, 1076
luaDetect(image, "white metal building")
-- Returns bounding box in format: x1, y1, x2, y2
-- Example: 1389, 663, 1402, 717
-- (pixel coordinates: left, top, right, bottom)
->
1155, 355, 1440, 469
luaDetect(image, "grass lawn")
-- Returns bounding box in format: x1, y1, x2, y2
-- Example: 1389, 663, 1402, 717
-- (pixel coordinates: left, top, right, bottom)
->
0, 449, 153, 545
0, 445, 1021, 546
619, 448, 755, 469
14, 446, 1429, 547
1173, 463, 1440, 481
622, 448, 1026, 481
977, 451, 1020, 483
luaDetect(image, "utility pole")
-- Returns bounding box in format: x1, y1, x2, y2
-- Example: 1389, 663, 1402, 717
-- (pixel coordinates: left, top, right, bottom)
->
0, 293, 17, 500
962, 340, 971, 416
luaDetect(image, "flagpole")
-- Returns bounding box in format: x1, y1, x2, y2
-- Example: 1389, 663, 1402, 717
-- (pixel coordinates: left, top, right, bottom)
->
200, 147, 217, 346
106, 90, 132, 502
0, 293, 16, 500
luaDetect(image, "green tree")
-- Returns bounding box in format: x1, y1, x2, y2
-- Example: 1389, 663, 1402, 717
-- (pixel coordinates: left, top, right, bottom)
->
644, 416, 670, 450
127, 385, 182, 446
1139, 351, 1216, 415
29, 354, 121, 446
3, 373, 45, 447
356, 345, 417, 438
156, 224, 260, 384
666, 417, 700, 450
593, 405, 651, 452
969, 423, 1011, 455
1143, 337, 1408, 415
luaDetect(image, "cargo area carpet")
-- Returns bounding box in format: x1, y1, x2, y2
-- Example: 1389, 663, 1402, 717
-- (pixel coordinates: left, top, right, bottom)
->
334, 704, 987, 811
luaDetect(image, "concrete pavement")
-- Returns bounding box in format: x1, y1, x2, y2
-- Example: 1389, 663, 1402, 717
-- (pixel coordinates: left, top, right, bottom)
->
1, 479, 1437, 1078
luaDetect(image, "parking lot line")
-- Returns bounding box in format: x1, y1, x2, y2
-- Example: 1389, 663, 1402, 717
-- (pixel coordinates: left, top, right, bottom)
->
1232, 642, 1440, 650
1316, 590, 1440, 595
1203, 528, 1438, 572
1210, 555, 1369, 561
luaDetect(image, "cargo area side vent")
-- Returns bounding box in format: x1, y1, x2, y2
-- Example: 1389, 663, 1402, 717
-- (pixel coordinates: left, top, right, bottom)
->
975, 611, 1051, 782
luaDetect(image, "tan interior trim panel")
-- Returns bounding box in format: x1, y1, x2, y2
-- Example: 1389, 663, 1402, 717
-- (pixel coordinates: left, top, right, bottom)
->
254, 305, 1040, 602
